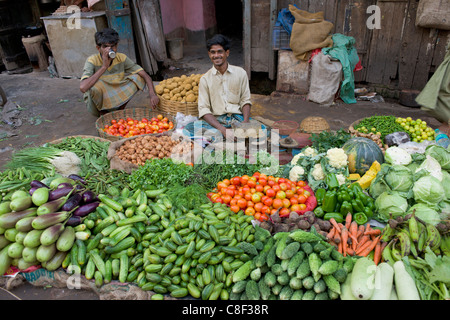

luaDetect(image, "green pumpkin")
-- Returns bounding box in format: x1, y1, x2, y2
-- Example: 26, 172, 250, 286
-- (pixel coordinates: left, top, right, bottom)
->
342, 137, 384, 175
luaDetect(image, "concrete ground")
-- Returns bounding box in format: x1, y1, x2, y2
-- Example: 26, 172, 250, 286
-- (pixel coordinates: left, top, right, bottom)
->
0, 43, 444, 299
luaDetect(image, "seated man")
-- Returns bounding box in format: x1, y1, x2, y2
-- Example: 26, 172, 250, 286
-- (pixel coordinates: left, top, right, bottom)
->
80, 28, 159, 116
192, 34, 252, 140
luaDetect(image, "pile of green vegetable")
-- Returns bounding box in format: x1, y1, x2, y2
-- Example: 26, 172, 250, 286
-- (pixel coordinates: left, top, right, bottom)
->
353, 115, 405, 140
230, 227, 355, 300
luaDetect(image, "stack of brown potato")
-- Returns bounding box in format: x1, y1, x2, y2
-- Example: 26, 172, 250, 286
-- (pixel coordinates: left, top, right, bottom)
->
155, 74, 203, 103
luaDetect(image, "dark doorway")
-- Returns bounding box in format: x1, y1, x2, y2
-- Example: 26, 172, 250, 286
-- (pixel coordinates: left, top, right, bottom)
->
214, 0, 243, 39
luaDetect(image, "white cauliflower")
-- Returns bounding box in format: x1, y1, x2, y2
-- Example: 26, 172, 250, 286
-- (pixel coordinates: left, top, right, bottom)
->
303, 147, 318, 157
289, 165, 305, 182
290, 147, 318, 165
311, 163, 325, 181
336, 173, 347, 186
290, 152, 304, 165
326, 148, 348, 169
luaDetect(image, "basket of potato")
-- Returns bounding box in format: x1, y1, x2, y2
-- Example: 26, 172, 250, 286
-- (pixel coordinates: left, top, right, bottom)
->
155, 73, 203, 117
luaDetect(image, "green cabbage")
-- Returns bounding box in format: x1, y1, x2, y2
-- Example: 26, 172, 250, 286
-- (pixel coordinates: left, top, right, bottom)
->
442, 171, 450, 199
375, 191, 409, 222
412, 175, 445, 207
369, 164, 413, 199
407, 203, 441, 226
425, 145, 450, 171
384, 146, 412, 165
384, 165, 414, 196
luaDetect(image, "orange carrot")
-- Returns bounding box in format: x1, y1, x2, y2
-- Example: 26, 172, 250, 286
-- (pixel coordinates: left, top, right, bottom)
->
345, 213, 352, 229
349, 221, 358, 238
346, 247, 355, 256
373, 241, 382, 265
338, 240, 343, 254
355, 235, 370, 252
329, 218, 341, 233
348, 233, 359, 251
356, 225, 365, 241
334, 231, 341, 244
359, 237, 381, 257
326, 227, 336, 242
364, 229, 381, 236
341, 227, 348, 257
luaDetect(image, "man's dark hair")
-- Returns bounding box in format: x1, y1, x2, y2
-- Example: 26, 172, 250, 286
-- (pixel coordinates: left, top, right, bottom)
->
95, 28, 120, 46
206, 34, 231, 51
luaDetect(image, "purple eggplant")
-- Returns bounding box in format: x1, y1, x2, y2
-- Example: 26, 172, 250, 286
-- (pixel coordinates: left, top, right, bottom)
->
29, 187, 38, 195
81, 190, 97, 204
30, 180, 50, 189
74, 184, 84, 191
65, 216, 82, 227
73, 202, 100, 217
48, 187, 74, 201
60, 193, 82, 212
68, 174, 87, 185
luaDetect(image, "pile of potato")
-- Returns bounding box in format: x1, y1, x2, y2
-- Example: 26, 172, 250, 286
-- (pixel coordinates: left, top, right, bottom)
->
154, 74, 203, 103
115, 135, 193, 166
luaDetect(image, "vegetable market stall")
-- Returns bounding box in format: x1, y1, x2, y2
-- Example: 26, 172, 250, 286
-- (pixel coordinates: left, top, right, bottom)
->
0, 113, 449, 301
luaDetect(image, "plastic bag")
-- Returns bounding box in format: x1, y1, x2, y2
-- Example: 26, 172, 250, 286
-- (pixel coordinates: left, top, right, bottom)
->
175, 112, 198, 129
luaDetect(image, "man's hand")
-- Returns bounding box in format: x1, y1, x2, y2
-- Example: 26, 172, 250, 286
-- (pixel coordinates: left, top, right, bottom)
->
149, 94, 160, 109
100, 47, 113, 69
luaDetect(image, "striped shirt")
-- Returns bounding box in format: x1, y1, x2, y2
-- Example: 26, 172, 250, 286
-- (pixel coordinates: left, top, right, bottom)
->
81, 53, 146, 114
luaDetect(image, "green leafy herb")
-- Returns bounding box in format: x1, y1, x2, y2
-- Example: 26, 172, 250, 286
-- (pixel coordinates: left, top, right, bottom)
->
310, 129, 351, 153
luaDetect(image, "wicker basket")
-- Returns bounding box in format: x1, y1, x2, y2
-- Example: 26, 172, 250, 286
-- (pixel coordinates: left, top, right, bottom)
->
156, 95, 199, 117
271, 120, 299, 136
299, 116, 330, 134
95, 108, 177, 142
348, 118, 364, 132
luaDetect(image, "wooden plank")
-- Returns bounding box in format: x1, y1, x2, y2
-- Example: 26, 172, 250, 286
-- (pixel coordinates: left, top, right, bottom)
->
430, 30, 450, 73
412, 28, 439, 89
365, 1, 408, 86
398, 1, 436, 89
136, 0, 167, 62
243, 0, 251, 79
268, 0, 277, 80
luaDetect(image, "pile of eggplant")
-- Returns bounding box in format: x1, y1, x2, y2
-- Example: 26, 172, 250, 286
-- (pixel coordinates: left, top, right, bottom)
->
27, 174, 100, 227
0, 174, 101, 274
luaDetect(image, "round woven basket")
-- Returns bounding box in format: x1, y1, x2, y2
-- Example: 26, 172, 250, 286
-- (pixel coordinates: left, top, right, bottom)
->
272, 120, 299, 136
48, 135, 111, 145
348, 118, 370, 132
95, 108, 177, 142
299, 116, 330, 134
156, 95, 199, 117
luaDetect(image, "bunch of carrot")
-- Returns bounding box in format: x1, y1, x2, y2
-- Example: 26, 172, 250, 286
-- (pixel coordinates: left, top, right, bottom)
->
326, 213, 385, 265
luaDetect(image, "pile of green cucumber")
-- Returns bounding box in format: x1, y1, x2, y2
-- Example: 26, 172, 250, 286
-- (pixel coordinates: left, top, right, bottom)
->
64, 186, 258, 300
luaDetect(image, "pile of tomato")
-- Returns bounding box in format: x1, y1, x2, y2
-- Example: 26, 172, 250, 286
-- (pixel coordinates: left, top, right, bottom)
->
207, 172, 314, 222
102, 115, 174, 138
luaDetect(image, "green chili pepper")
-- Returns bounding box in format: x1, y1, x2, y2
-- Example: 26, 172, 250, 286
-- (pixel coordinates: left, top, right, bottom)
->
323, 212, 344, 223
325, 173, 340, 190
315, 188, 326, 206
354, 212, 368, 225
340, 201, 353, 216
363, 207, 373, 219
313, 206, 325, 218
350, 182, 363, 194
322, 190, 337, 213
351, 199, 364, 213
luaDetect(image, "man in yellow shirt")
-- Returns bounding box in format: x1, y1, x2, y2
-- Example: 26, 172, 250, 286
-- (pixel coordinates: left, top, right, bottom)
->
193, 34, 252, 140
80, 28, 159, 116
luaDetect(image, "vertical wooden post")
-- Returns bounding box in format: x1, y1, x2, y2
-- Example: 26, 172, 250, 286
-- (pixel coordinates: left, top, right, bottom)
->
243, 0, 251, 80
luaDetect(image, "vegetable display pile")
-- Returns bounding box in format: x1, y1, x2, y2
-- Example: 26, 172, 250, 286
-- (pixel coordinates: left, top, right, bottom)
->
115, 135, 193, 166
1, 110, 449, 300
155, 74, 203, 103
206, 172, 316, 222
102, 115, 175, 138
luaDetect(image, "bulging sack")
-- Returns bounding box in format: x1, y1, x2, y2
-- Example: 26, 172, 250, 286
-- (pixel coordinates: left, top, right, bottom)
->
308, 52, 342, 106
